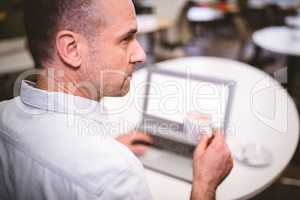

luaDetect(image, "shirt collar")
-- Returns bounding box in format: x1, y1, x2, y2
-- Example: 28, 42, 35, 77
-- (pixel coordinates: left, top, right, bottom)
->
20, 80, 107, 121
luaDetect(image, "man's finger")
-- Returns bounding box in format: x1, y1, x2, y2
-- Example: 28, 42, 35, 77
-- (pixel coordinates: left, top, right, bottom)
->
194, 135, 210, 158
212, 128, 223, 135
130, 131, 154, 144
211, 129, 225, 144
131, 145, 149, 156
198, 135, 210, 150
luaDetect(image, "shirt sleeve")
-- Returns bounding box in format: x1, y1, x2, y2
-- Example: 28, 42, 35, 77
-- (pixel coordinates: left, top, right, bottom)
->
98, 168, 153, 200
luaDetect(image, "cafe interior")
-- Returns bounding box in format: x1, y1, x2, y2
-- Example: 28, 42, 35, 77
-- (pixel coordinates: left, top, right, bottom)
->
1, 0, 300, 199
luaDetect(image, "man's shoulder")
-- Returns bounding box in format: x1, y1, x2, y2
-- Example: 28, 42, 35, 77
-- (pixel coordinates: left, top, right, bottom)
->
28, 123, 143, 195
0, 99, 9, 108
0, 98, 14, 114
39, 138, 143, 196
1, 128, 143, 196
0, 98, 144, 196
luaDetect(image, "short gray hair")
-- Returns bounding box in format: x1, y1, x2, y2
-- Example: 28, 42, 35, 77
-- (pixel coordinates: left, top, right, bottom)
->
24, 0, 102, 68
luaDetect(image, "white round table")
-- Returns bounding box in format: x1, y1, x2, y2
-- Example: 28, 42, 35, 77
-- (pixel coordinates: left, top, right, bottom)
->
137, 14, 172, 35
253, 26, 300, 108
285, 15, 300, 28
248, 0, 270, 9
187, 7, 224, 22
249, 0, 299, 9
187, 7, 224, 40
190, 0, 219, 4
274, 0, 300, 9
253, 26, 300, 56
137, 15, 159, 34
104, 57, 299, 200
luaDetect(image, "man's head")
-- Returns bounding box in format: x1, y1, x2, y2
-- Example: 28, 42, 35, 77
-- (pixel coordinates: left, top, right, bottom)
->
24, 0, 146, 99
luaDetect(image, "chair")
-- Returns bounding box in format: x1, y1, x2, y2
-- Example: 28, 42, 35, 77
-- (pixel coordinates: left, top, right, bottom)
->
151, 0, 191, 45
235, 0, 280, 66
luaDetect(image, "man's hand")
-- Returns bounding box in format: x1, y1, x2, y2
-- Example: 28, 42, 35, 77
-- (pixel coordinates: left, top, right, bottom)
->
191, 130, 233, 200
116, 131, 153, 156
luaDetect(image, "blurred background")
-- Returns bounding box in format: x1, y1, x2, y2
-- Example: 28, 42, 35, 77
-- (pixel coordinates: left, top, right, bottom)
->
1, 0, 300, 199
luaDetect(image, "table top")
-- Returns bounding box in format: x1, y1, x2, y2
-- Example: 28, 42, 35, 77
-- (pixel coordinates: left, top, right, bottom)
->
137, 14, 173, 34
249, 0, 300, 9
285, 15, 300, 28
253, 26, 300, 56
187, 7, 224, 22
0, 38, 34, 74
104, 57, 299, 200
190, 0, 218, 4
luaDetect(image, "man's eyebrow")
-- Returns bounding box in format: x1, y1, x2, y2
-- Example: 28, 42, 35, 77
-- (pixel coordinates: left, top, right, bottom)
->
120, 28, 138, 40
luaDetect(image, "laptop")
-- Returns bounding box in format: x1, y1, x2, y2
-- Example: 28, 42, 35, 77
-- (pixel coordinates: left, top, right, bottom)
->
138, 67, 236, 183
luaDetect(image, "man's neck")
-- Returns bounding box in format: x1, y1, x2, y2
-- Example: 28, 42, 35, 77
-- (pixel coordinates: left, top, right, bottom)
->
36, 68, 100, 102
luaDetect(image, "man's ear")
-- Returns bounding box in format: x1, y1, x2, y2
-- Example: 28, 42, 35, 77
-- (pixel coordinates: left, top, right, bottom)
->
56, 31, 82, 68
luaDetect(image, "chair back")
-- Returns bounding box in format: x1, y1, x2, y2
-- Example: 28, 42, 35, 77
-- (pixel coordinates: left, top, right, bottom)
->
152, 0, 188, 23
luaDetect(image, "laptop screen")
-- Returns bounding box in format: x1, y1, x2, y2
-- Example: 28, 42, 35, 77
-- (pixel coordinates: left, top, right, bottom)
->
143, 68, 235, 130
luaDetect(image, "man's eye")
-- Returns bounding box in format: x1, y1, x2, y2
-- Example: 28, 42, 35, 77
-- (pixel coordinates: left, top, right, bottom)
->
124, 36, 133, 42
120, 38, 129, 45
124, 38, 130, 42
121, 37, 133, 47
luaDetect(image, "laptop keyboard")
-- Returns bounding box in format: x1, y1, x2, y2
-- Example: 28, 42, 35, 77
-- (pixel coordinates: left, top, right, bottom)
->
151, 134, 196, 158
138, 115, 196, 158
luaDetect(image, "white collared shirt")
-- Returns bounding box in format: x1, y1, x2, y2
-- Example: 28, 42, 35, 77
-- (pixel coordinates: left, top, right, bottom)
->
0, 81, 152, 200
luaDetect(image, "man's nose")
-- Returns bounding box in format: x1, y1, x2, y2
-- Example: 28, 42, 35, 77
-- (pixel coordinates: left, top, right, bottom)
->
130, 40, 146, 64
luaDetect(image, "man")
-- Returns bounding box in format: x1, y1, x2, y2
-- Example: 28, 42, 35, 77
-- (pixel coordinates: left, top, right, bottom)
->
0, 0, 233, 199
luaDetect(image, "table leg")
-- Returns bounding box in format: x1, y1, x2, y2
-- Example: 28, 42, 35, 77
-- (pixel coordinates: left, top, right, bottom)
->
250, 44, 262, 67
287, 56, 300, 111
